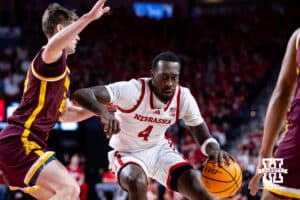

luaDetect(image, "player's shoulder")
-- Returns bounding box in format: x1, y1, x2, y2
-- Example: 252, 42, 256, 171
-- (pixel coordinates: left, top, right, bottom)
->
179, 85, 192, 98
129, 77, 151, 89
128, 78, 146, 89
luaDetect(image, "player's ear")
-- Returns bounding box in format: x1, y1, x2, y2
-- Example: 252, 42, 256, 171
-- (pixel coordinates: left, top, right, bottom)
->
150, 69, 155, 78
54, 24, 64, 34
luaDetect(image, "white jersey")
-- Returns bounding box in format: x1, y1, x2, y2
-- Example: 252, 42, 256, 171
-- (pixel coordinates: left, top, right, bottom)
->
105, 78, 203, 152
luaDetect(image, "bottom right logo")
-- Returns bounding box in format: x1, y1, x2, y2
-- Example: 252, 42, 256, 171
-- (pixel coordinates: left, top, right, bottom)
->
257, 158, 288, 184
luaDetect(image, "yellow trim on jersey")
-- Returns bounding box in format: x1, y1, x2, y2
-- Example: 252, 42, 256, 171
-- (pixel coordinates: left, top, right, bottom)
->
281, 120, 290, 139
9, 185, 40, 194
34, 149, 44, 156
24, 151, 55, 185
264, 183, 300, 199
23, 71, 30, 93
297, 67, 299, 76
58, 76, 70, 113
296, 33, 300, 50
31, 63, 67, 82
24, 81, 47, 129
65, 75, 70, 88
21, 129, 41, 155
21, 80, 47, 155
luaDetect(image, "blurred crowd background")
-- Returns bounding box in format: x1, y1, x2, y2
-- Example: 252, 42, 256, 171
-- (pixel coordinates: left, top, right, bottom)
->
0, 0, 299, 199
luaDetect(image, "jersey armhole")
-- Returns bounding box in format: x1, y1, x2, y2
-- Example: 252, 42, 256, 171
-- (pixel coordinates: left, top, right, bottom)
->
31, 64, 68, 82
117, 79, 146, 113
31, 49, 68, 82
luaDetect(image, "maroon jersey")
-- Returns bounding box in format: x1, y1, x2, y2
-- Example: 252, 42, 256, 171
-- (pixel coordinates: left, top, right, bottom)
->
271, 37, 300, 190
1, 48, 70, 141
281, 39, 300, 145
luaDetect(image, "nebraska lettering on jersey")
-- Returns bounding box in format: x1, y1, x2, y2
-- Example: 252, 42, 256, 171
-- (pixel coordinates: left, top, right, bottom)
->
134, 113, 171, 124
109, 78, 181, 152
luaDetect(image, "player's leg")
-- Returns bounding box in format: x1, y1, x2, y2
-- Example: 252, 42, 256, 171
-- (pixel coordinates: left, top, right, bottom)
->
176, 169, 211, 200
118, 163, 148, 200
30, 187, 55, 200
261, 189, 291, 200
153, 141, 212, 200
34, 159, 80, 200
108, 150, 149, 200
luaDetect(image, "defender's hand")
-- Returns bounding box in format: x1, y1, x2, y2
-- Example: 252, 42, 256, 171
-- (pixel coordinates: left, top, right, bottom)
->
100, 113, 120, 138
86, 0, 110, 21
248, 159, 263, 196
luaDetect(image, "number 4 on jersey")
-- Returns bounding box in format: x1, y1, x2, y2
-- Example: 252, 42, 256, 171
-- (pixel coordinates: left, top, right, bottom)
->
138, 125, 153, 141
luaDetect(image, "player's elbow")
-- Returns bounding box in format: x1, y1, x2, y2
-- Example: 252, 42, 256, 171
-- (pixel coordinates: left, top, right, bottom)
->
273, 87, 293, 100
59, 112, 70, 122
71, 89, 87, 103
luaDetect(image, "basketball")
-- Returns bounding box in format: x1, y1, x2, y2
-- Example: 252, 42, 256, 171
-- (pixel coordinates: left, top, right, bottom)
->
201, 160, 243, 198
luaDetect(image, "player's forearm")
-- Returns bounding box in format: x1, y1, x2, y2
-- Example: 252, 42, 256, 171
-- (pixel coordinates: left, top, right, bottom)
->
43, 14, 93, 61
59, 105, 95, 122
260, 90, 291, 157
190, 122, 213, 145
189, 122, 220, 154
71, 88, 111, 117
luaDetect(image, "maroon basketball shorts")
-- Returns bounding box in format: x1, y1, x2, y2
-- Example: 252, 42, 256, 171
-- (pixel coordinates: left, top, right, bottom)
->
0, 124, 56, 194
263, 123, 300, 199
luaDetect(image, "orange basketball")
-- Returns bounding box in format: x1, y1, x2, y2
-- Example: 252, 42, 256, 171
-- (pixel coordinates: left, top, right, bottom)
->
201, 160, 243, 198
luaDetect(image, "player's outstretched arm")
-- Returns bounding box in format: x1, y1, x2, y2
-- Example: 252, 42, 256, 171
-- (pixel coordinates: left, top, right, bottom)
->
43, 0, 110, 64
248, 28, 299, 196
189, 123, 233, 166
59, 101, 95, 122
181, 88, 233, 166
71, 86, 120, 136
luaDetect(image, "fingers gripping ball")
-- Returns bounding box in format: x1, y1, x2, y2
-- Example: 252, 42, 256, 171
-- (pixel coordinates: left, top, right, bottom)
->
201, 160, 242, 199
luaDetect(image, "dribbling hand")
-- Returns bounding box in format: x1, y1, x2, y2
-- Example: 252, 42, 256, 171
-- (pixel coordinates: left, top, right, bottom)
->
206, 149, 234, 166
87, 0, 110, 21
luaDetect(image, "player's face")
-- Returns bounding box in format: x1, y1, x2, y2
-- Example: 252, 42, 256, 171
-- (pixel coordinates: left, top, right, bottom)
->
63, 21, 80, 55
152, 60, 180, 102
66, 34, 80, 55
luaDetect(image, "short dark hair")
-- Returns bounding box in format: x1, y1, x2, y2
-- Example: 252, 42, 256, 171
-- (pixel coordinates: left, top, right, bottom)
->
152, 51, 180, 70
42, 3, 78, 37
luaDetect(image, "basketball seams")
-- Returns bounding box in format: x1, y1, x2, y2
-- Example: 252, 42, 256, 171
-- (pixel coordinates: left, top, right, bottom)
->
210, 179, 237, 194
202, 174, 234, 183
206, 171, 242, 194
220, 162, 239, 188
201, 161, 243, 198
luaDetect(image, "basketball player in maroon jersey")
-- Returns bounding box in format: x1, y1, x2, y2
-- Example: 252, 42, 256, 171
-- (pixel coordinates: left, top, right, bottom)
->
249, 29, 300, 199
0, 1, 110, 199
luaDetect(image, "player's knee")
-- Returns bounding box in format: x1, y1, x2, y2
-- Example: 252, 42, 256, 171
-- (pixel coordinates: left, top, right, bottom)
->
120, 164, 147, 192
122, 174, 147, 192
59, 182, 80, 199
124, 174, 147, 192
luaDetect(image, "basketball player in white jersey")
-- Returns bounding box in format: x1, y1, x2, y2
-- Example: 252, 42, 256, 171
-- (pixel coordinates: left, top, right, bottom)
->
72, 52, 232, 200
